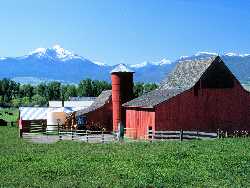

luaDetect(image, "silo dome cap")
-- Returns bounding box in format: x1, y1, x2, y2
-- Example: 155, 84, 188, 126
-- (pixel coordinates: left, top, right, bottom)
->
110, 64, 134, 73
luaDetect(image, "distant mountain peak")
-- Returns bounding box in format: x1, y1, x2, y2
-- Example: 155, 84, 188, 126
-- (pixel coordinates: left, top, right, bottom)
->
179, 56, 189, 60
111, 63, 134, 73
195, 51, 218, 56
130, 61, 149, 68
224, 52, 250, 57
29, 47, 46, 56
28, 45, 83, 61
156, 58, 172, 65
51, 44, 75, 59
0, 47, 249, 84
92, 61, 107, 66
130, 58, 171, 68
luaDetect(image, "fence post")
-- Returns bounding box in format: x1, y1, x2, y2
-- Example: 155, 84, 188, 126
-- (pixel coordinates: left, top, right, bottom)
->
148, 127, 152, 142
18, 120, 23, 138
59, 130, 62, 141
86, 130, 89, 143
71, 129, 74, 140
118, 122, 124, 141
152, 129, 154, 142
19, 128, 23, 138
217, 129, 220, 139
102, 131, 104, 143
180, 129, 183, 141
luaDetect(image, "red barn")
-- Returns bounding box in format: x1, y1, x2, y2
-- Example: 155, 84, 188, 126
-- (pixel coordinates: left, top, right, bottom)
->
123, 56, 250, 139
76, 90, 113, 131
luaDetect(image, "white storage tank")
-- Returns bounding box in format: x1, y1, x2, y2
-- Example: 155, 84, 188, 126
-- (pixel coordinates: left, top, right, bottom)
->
47, 111, 66, 131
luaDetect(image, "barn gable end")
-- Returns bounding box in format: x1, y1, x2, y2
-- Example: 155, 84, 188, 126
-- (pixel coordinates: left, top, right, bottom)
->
159, 56, 216, 90
199, 58, 235, 89
124, 56, 249, 108
155, 56, 250, 132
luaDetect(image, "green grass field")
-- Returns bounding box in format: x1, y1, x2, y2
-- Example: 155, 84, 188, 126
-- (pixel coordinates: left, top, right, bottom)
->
0, 108, 19, 122
0, 126, 249, 187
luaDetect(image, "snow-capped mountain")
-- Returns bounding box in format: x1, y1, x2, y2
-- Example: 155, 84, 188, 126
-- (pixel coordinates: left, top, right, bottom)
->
27, 45, 83, 61
0, 45, 111, 83
0, 45, 249, 84
224, 52, 250, 57
130, 58, 172, 68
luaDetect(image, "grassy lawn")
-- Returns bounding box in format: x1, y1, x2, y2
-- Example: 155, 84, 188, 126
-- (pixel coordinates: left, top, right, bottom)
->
0, 126, 249, 187
0, 108, 19, 122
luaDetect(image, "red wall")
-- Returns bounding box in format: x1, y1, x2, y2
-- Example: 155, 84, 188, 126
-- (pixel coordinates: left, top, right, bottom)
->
125, 108, 155, 139
155, 81, 250, 132
124, 81, 250, 138
85, 102, 113, 131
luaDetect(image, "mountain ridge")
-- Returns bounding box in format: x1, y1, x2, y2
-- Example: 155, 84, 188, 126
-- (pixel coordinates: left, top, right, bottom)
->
0, 45, 249, 84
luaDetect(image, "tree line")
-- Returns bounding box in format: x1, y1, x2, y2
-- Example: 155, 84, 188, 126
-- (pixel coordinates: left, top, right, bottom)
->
0, 78, 158, 107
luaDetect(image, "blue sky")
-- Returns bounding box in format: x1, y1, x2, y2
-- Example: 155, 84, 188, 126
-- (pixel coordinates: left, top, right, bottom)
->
0, 0, 250, 65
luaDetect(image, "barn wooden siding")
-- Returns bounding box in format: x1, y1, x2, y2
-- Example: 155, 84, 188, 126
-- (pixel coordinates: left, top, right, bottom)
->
125, 108, 155, 139
124, 81, 250, 139
85, 102, 113, 131
155, 81, 250, 132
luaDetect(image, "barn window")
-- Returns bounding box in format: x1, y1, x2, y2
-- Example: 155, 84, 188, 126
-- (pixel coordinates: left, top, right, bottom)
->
201, 62, 234, 88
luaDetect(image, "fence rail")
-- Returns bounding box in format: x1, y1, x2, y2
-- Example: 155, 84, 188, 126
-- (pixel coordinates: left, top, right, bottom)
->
58, 129, 117, 143
148, 130, 218, 141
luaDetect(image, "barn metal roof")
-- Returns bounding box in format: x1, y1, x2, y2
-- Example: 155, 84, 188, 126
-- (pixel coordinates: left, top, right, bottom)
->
76, 90, 112, 116
123, 56, 222, 108
19, 107, 75, 120
69, 97, 97, 101
159, 56, 217, 90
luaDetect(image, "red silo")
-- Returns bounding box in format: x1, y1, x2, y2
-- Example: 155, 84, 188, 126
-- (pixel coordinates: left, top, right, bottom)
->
111, 64, 134, 131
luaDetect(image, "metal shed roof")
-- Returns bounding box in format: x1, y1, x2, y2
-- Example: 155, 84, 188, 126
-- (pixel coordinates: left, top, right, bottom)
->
19, 107, 75, 120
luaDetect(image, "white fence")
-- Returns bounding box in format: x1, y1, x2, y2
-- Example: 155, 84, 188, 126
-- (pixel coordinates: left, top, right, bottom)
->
59, 129, 117, 143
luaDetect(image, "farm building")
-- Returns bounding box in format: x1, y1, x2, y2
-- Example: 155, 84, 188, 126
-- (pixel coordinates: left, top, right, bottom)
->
49, 97, 95, 111
18, 56, 250, 139
76, 90, 113, 130
75, 64, 134, 131
19, 107, 75, 131
19, 97, 96, 125
19, 98, 95, 131
123, 56, 250, 139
